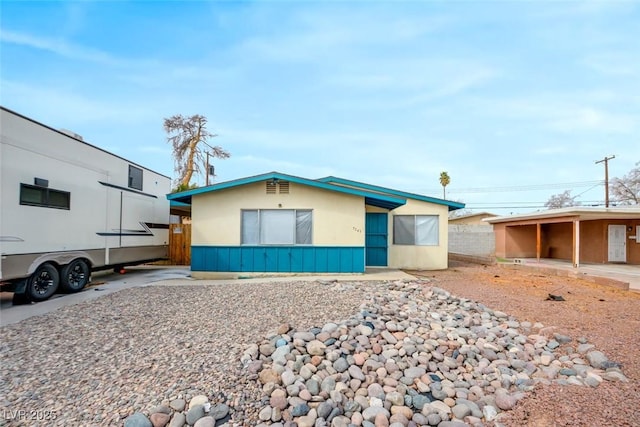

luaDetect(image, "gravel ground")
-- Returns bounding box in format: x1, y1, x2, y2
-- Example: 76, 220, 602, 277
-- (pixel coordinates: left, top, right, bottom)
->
412, 262, 640, 427
0, 281, 368, 426
1, 264, 638, 427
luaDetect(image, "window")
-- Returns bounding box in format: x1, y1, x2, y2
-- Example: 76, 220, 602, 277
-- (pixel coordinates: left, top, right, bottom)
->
393, 215, 439, 245
128, 165, 143, 191
241, 209, 312, 245
20, 184, 70, 210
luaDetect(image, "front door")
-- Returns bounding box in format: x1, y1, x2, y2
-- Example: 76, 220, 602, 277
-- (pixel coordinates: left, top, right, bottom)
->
608, 224, 627, 262
366, 213, 388, 266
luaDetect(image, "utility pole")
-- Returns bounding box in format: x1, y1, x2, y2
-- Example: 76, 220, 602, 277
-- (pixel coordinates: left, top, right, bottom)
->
205, 151, 211, 186
595, 155, 615, 207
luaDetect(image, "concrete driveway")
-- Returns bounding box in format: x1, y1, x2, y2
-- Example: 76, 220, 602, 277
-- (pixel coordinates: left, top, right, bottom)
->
0, 266, 193, 326
500, 258, 640, 292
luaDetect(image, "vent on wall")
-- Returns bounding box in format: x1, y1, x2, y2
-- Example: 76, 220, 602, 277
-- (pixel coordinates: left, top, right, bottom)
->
265, 180, 290, 194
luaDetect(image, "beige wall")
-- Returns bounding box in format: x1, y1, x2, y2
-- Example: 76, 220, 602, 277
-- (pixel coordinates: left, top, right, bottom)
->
192, 182, 365, 246
449, 214, 496, 225
192, 180, 452, 270
388, 199, 450, 270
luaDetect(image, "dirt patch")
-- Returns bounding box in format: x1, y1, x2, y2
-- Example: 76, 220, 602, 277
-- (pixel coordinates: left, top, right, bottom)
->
407, 262, 640, 427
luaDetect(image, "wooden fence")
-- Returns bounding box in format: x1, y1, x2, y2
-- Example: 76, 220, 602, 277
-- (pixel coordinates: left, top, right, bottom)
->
169, 223, 191, 265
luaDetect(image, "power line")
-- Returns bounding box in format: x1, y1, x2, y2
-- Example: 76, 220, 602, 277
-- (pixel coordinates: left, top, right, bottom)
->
449, 181, 603, 194
415, 180, 604, 194
464, 200, 603, 206
466, 203, 607, 210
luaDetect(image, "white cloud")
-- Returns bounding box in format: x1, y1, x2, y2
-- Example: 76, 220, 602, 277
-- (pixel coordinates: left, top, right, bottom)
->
471, 94, 638, 135
0, 28, 121, 66
138, 146, 171, 155
582, 52, 639, 76
548, 108, 636, 134
236, 7, 452, 64
1, 80, 155, 124
533, 146, 568, 155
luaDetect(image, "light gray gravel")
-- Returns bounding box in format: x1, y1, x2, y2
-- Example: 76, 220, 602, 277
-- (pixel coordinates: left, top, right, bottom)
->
1, 274, 629, 427
0, 280, 368, 426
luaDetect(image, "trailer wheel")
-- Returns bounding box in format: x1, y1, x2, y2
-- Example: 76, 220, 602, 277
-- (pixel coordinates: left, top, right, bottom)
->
60, 259, 90, 293
25, 263, 60, 302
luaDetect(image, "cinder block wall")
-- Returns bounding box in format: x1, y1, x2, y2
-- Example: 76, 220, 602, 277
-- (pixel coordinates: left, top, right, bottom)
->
448, 224, 495, 256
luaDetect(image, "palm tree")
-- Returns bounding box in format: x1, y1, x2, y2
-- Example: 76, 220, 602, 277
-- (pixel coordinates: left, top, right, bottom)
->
439, 171, 451, 199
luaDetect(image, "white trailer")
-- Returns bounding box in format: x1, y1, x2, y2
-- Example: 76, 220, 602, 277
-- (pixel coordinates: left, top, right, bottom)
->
0, 107, 170, 301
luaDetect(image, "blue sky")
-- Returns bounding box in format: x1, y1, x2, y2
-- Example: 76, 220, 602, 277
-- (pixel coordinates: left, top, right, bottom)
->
1, 1, 638, 213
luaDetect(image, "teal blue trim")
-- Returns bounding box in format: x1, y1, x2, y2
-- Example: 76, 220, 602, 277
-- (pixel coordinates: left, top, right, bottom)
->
170, 200, 190, 207
191, 246, 365, 273
166, 171, 406, 209
365, 213, 388, 266
318, 176, 465, 211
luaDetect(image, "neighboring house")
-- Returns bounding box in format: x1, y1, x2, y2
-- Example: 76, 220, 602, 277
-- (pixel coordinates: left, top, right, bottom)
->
448, 212, 497, 261
449, 212, 497, 225
167, 172, 464, 276
486, 207, 640, 266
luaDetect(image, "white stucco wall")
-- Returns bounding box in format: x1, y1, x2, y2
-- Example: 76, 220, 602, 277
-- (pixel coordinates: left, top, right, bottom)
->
387, 200, 450, 270
191, 181, 366, 246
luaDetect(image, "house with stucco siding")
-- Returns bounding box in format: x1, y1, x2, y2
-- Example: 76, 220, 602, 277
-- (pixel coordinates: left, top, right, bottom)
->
486, 207, 640, 266
167, 172, 464, 277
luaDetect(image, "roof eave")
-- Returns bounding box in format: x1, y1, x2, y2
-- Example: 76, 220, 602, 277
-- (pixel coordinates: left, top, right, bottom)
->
166, 171, 408, 208
486, 207, 640, 223
319, 176, 465, 211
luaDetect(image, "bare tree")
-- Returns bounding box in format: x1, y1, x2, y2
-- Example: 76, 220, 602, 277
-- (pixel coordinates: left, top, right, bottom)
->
439, 171, 451, 199
611, 162, 640, 205
448, 207, 472, 218
164, 114, 230, 189
545, 190, 578, 209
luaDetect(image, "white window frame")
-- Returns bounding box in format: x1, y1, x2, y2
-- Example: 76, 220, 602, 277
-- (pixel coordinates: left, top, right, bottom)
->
241, 209, 313, 245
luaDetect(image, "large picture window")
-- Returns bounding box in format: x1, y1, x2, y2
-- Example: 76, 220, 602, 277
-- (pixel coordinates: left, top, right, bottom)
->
20, 184, 70, 210
393, 215, 439, 245
242, 209, 312, 245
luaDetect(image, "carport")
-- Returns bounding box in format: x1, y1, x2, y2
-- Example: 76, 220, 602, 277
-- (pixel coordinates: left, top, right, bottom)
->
487, 207, 640, 267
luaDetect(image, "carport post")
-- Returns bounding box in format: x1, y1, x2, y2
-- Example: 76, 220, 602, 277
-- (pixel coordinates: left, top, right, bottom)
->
573, 220, 581, 268
536, 223, 541, 262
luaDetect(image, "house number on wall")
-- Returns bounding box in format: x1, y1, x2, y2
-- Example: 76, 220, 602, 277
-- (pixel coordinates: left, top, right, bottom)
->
352, 227, 362, 233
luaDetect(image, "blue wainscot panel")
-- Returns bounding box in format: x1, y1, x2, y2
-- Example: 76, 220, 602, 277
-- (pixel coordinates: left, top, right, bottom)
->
191, 246, 365, 273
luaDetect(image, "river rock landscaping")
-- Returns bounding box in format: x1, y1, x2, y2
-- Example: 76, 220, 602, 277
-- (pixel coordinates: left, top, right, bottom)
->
122, 280, 627, 427
1, 267, 637, 427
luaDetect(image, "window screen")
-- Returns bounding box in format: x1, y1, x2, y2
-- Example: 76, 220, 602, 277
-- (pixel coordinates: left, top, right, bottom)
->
393, 215, 439, 245
242, 209, 312, 245
260, 210, 295, 244
241, 210, 259, 244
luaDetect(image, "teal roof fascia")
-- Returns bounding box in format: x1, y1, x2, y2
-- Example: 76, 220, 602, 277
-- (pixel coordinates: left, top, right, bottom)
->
166, 171, 407, 209
317, 176, 465, 211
